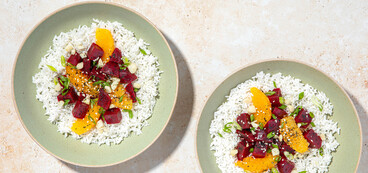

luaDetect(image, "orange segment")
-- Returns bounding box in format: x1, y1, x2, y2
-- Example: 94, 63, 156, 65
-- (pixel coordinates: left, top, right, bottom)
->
96, 28, 115, 63
250, 87, 272, 126
235, 153, 277, 173
71, 104, 101, 135
280, 116, 309, 153
110, 84, 133, 110
65, 65, 99, 97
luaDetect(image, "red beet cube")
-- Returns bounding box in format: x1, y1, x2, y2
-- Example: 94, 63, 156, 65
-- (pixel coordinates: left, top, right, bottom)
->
236, 130, 255, 143
82, 58, 92, 73
101, 61, 120, 77
277, 157, 295, 173
125, 82, 137, 103
268, 95, 282, 107
280, 142, 296, 156
97, 88, 111, 110
109, 48, 123, 64
265, 119, 280, 134
67, 52, 82, 66
303, 129, 322, 148
72, 101, 89, 119
119, 69, 137, 84
104, 108, 122, 124
252, 141, 267, 158
255, 130, 273, 143
236, 141, 252, 161
57, 89, 78, 104
237, 113, 251, 129
91, 67, 107, 81
87, 43, 104, 60
294, 109, 312, 128
273, 88, 282, 97
272, 107, 288, 119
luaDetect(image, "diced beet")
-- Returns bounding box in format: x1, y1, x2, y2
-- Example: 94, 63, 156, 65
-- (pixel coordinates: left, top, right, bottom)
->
72, 101, 89, 119
91, 67, 107, 81
277, 157, 295, 173
255, 130, 273, 143
252, 141, 267, 158
265, 119, 280, 134
272, 107, 288, 119
303, 129, 322, 148
236, 130, 256, 143
237, 113, 251, 129
236, 141, 252, 161
87, 43, 104, 60
268, 95, 282, 107
125, 82, 137, 103
280, 142, 296, 156
67, 52, 82, 66
82, 58, 92, 73
119, 69, 137, 84
97, 88, 111, 110
273, 88, 282, 97
104, 108, 122, 124
101, 61, 120, 77
109, 48, 123, 64
294, 109, 312, 128
57, 89, 78, 104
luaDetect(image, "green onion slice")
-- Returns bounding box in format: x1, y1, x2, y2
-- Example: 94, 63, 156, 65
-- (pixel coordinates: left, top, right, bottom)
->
267, 132, 275, 138
311, 122, 316, 127
309, 112, 315, 118
281, 122, 285, 129
273, 81, 277, 88
223, 122, 233, 133
312, 96, 323, 111
61, 55, 66, 67
63, 99, 70, 106
233, 122, 242, 130
299, 92, 304, 100
119, 96, 124, 103
272, 143, 278, 148
271, 168, 279, 173
249, 148, 254, 153
279, 97, 285, 104
299, 171, 307, 173
250, 114, 255, 122
88, 115, 96, 124
136, 97, 142, 104
265, 91, 276, 96
279, 105, 287, 109
259, 123, 264, 130
123, 109, 133, 119
139, 48, 147, 55
319, 147, 324, 156
47, 65, 57, 72
272, 114, 277, 119
218, 132, 223, 138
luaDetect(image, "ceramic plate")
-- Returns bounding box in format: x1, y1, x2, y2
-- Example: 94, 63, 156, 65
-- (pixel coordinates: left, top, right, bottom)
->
12, 2, 178, 167
196, 60, 361, 172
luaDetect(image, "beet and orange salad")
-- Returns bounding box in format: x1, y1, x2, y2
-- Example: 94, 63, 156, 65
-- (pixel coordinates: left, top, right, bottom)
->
52, 28, 140, 135
226, 87, 323, 173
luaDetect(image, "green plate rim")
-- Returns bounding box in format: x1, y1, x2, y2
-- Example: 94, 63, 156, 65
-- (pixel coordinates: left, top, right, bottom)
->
12, 1, 178, 167
195, 59, 362, 173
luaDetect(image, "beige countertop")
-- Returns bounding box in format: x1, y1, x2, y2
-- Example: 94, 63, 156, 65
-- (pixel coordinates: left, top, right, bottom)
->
1, 0, 367, 172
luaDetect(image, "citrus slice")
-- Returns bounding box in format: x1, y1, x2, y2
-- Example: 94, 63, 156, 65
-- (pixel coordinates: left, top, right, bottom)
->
235, 153, 277, 173
280, 116, 309, 153
96, 28, 115, 63
66, 65, 99, 97
250, 87, 272, 126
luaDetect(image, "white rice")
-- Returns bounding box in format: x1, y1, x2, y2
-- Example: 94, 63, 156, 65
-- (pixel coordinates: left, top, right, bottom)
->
209, 72, 340, 173
32, 19, 161, 145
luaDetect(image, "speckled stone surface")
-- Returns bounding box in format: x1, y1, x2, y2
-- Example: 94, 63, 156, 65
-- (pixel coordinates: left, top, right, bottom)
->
1, 0, 367, 172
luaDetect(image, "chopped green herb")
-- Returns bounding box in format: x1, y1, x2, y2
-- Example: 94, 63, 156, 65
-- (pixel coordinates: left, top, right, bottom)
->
88, 115, 96, 124
281, 122, 285, 129
61, 88, 69, 96
122, 57, 130, 66
101, 114, 105, 122
272, 114, 277, 119
139, 48, 147, 55
309, 112, 315, 118
250, 114, 255, 122
93, 80, 104, 86
299, 171, 307, 173
265, 91, 276, 96
223, 122, 233, 133
249, 148, 254, 153
54, 78, 58, 85
272, 143, 279, 148
120, 65, 127, 70
271, 168, 279, 173
319, 147, 324, 156
98, 107, 105, 115
63, 99, 70, 106
299, 92, 304, 100
59, 76, 70, 89
273, 81, 277, 88
61, 55, 66, 67
136, 97, 142, 104
259, 123, 264, 130
279, 97, 284, 104
279, 105, 287, 109
90, 98, 98, 108
119, 96, 124, 103
233, 122, 242, 130
217, 132, 223, 138
101, 81, 111, 87
46, 65, 57, 72
311, 122, 316, 127
298, 122, 308, 126
267, 132, 275, 139
275, 156, 281, 162
123, 109, 134, 119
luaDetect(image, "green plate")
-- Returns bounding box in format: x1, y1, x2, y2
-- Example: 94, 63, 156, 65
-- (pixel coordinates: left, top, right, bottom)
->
196, 60, 361, 172
12, 2, 177, 167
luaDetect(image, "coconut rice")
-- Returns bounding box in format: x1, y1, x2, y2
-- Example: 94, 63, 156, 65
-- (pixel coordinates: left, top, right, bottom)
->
209, 72, 340, 173
32, 19, 160, 145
